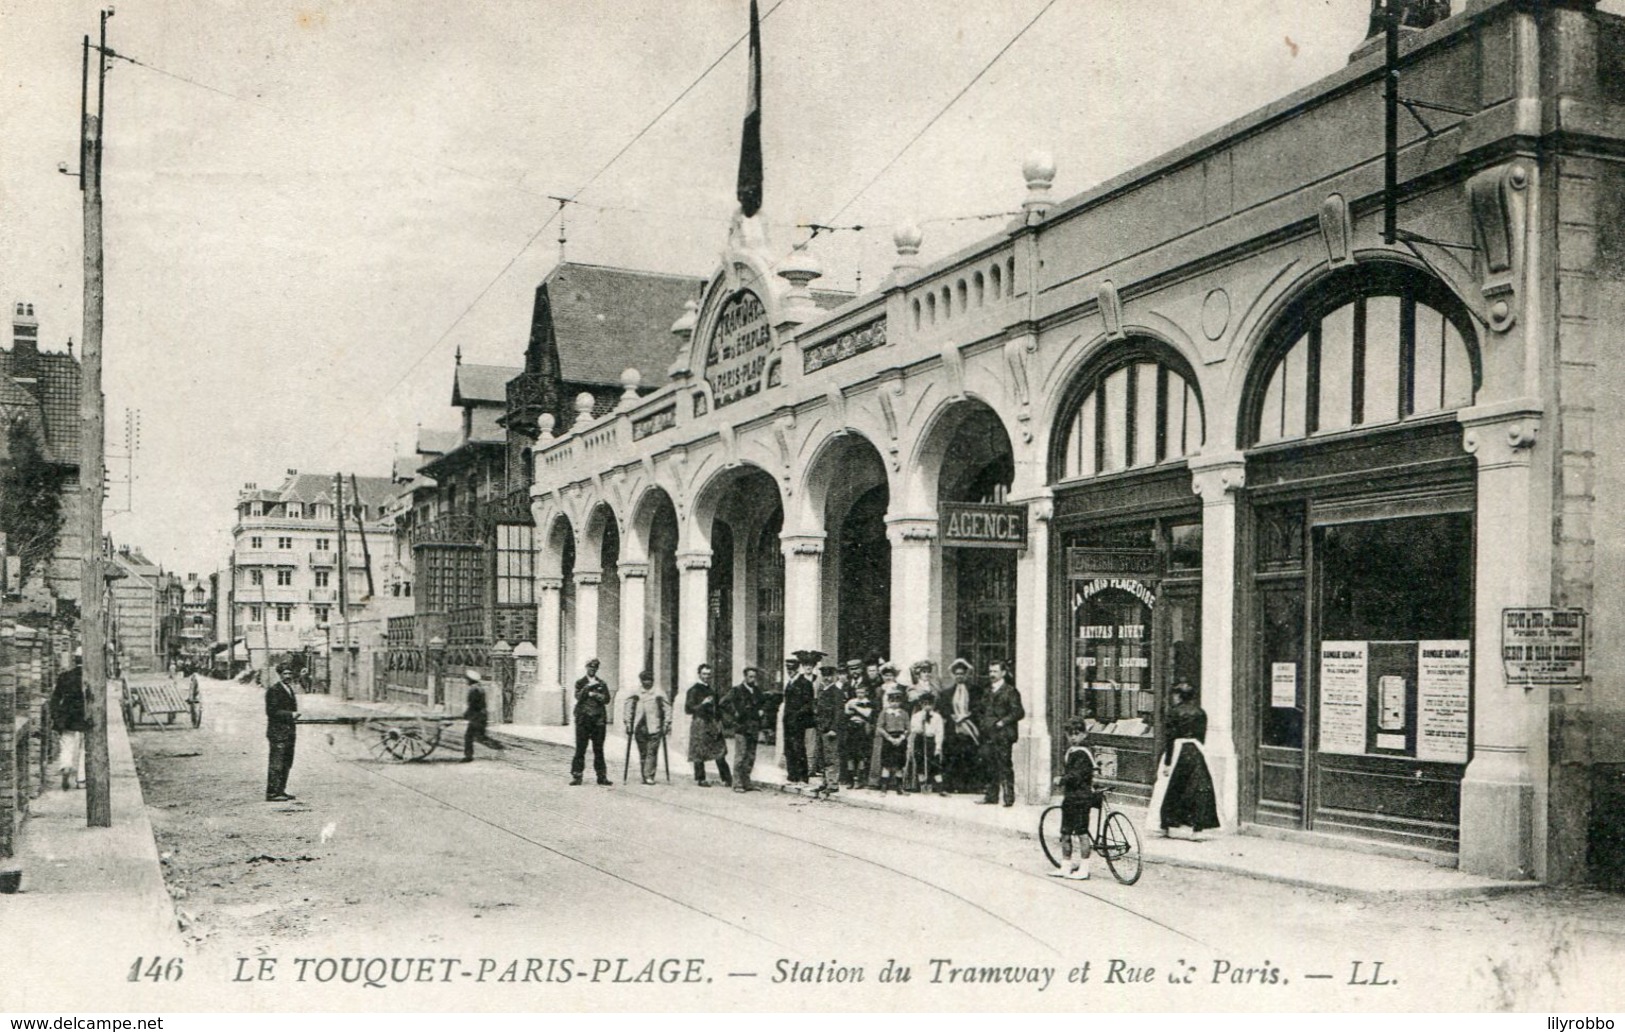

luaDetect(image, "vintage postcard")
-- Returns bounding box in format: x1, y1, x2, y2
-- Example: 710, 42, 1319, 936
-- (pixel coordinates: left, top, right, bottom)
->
2, 0, 1623, 1018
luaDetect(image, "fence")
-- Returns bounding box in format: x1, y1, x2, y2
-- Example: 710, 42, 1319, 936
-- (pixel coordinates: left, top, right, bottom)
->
1, 621, 66, 859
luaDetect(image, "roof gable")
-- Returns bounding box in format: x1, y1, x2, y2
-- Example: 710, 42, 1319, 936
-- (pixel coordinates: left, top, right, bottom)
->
453, 363, 520, 406
542, 263, 703, 388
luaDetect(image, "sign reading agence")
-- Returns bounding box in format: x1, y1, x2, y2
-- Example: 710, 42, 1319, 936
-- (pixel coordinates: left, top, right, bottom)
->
940, 502, 1027, 549
704, 290, 773, 409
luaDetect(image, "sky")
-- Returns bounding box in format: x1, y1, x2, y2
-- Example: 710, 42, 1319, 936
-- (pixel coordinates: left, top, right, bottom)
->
0, 0, 1572, 578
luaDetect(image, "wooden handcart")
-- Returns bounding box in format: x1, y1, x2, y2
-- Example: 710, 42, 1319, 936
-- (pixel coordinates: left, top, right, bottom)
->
299, 713, 464, 763
121, 678, 202, 730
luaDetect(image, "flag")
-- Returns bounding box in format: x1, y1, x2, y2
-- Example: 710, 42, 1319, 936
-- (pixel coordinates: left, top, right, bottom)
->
735, 0, 763, 218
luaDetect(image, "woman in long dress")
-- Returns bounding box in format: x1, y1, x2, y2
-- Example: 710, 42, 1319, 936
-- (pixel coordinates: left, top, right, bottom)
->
1148, 682, 1221, 837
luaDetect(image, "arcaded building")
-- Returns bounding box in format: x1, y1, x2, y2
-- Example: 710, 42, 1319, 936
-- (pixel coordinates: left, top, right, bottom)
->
526, 1, 1625, 885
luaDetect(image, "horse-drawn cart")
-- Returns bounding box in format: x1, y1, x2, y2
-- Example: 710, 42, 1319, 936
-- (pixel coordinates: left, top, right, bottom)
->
121, 678, 202, 730
299, 713, 464, 762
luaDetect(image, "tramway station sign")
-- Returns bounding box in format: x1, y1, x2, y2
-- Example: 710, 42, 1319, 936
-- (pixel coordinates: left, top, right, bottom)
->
940, 502, 1027, 549
703, 289, 774, 409
1502, 607, 1587, 685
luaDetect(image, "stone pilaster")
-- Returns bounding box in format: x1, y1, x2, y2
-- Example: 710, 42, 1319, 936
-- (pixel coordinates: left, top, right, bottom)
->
529, 575, 564, 726
1012, 493, 1052, 804
617, 563, 649, 713
573, 570, 602, 679
885, 516, 937, 667
674, 551, 713, 757
1458, 402, 1547, 880
1190, 452, 1246, 831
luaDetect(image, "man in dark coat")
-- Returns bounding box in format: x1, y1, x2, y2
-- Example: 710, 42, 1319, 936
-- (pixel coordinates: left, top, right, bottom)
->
759, 657, 794, 746
462, 669, 508, 762
721, 665, 765, 792
977, 659, 1025, 807
781, 649, 821, 783
50, 647, 88, 791
264, 663, 300, 801
570, 658, 613, 785
685, 664, 732, 786
813, 661, 848, 792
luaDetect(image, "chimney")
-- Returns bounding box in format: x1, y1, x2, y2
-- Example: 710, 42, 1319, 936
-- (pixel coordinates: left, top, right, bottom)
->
11, 302, 39, 386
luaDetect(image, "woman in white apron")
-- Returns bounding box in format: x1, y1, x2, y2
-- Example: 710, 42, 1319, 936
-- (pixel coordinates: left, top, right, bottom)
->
1147, 682, 1221, 837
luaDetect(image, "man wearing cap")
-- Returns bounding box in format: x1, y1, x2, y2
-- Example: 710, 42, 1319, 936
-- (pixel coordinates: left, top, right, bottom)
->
721, 665, 765, 792
570, 659, 613, 785
50, 647, 88, 791
813, 661, 847, 792
782, 650, 821, 783
623, 671, 671, 785
943, 658, 981, 793
462, 669, 508, 762
977, 659, 1025, 806
685, 664, 732, 787
264, 662, 300, 801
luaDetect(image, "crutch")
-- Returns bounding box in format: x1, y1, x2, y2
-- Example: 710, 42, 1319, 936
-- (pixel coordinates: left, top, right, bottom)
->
623, 697, 637, 782
660, 723, 671, 783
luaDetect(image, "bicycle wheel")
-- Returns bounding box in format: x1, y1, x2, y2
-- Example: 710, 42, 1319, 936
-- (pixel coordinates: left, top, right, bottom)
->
1101, 810, 1143, 885
1038, 805, 1065, 868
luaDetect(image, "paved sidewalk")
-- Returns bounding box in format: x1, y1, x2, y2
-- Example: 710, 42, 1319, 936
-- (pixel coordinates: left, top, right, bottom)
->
489, 718, 1534, 900
2, 680, 181, 994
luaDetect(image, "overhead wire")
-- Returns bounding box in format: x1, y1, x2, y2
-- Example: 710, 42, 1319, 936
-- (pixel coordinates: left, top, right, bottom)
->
825, 0, 1059, 225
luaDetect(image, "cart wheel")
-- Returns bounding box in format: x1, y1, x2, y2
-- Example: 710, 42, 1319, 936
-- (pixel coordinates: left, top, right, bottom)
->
1101, 810, 1143, 885
1038, 804, 1064, 869
368, 719, 443, 762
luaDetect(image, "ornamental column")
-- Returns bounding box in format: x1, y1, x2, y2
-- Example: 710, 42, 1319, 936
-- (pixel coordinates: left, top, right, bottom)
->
674, 550, 713, 757
617, 563, 649, 707
780, 532, 825, 767
572, 569, 602, 680
533, 575, 564, 725
1458, 403, 1548, 879
886, 516, 937, 667
1190, 452, 1246, 831
1011, 493, 1052, 804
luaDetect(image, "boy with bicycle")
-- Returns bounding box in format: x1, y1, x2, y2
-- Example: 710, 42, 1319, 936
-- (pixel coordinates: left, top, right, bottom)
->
1053, 715, 1098, 880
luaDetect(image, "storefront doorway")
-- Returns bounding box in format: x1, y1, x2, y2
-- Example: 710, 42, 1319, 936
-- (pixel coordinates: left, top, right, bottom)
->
1239, 261, 1480, 851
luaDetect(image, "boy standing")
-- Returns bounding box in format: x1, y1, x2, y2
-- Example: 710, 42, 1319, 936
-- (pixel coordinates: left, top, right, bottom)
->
876, 686, 910, 795
1054, 716, 1097, 880
908, 693, 945, 794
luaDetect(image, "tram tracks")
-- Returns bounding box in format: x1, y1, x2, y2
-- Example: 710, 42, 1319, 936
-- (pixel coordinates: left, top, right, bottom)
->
323, 737, 1209, 954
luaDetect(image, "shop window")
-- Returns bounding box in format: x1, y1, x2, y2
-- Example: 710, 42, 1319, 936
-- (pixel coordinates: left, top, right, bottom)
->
1054, 345, 1204, 482
1250, 265, 1478, 446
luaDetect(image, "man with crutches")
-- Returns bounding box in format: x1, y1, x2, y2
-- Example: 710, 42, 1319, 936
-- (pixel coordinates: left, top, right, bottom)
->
622, 670, 670, 786
908, 692, 946, 794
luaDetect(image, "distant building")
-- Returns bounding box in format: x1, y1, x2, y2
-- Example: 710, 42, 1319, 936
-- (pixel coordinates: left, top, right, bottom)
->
107, 544, 164, 672
178, 572, 214, 671
230, 470, 399, 679
0, 302, 82, 608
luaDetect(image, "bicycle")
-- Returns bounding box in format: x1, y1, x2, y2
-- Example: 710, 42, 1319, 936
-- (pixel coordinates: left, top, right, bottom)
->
1038, 791, 1143, 885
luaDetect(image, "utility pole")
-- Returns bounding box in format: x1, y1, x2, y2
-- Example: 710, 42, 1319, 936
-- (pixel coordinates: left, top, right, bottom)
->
79, 9, 114, 828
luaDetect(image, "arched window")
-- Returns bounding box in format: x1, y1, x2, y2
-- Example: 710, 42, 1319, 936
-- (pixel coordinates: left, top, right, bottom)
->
1052, 341, 1205, 482
1246, 264, 1479, 447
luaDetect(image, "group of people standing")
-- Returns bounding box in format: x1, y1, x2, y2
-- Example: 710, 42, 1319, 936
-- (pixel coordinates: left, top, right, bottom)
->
567, 651, 1028, 806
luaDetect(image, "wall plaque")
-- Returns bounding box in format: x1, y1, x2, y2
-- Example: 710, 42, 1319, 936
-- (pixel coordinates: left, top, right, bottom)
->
1502, 608, 1586, 685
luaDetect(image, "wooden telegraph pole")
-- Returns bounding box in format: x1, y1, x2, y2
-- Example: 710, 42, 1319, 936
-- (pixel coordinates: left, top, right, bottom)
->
79, 9, 114, 828
334, 473, 352, 699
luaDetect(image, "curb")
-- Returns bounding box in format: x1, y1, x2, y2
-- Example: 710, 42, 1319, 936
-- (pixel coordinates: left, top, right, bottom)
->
491, 726, 1535, 901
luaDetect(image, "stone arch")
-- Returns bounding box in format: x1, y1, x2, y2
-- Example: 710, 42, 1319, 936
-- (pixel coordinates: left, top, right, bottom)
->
799, 430, 891, 664
683, 460, 787, 689
1233, 258, 1483, 450
1223, 250, 1483, 438
898, 394, 1020, 513
1043, 334, 1207, 486
789, 425, 892, 535
1034, 325, 1210, 473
